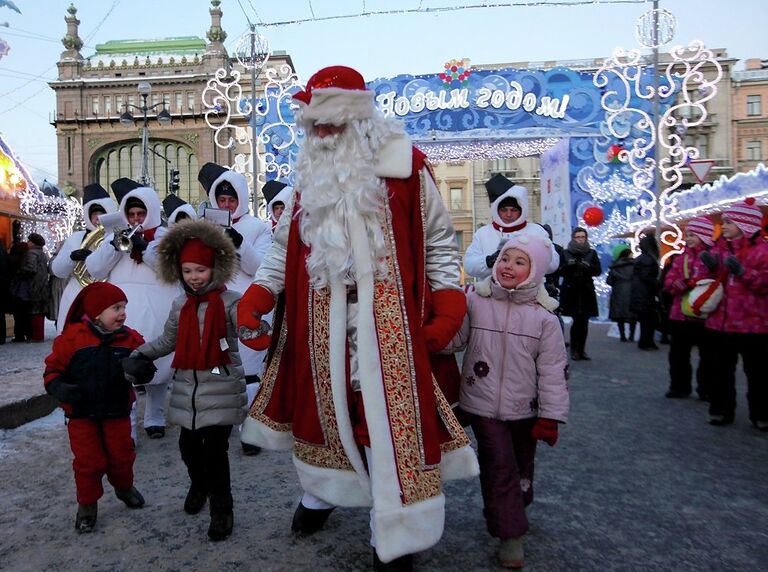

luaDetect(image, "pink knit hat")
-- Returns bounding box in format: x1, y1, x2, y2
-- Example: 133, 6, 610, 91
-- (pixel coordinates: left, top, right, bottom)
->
686, 216, 715, 247
723, 198, 763, 237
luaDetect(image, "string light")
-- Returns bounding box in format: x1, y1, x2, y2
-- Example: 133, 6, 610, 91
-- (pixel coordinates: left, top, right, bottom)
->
580, 171, 642, 202
415, 137, 560, 162
668, 163, 768, 221
260, 0, 653, 27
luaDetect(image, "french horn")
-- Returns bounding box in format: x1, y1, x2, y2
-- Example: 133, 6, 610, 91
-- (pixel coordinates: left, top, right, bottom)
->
73, 226, 106, 287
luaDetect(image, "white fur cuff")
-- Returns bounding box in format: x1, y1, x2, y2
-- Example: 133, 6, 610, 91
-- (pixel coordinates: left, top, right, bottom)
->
240, 416, 293, 450
293, 455, 373, 508
440, 444, 480, 481
298, 88, 375, 125
373, 494, 446, 563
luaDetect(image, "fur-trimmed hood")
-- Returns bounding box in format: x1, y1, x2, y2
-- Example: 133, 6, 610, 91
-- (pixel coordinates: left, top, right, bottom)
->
490, 185, 530, 229
120, 186, 162, 230
83, 197, 117, 231
266, 185, 293, 222
155, 219, 237, 287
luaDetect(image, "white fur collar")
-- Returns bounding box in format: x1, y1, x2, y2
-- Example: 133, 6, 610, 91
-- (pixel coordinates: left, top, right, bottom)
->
373, 133, 413, 179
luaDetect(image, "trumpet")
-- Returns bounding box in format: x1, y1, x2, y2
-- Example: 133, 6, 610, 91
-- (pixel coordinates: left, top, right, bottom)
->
114, 224, 143, 252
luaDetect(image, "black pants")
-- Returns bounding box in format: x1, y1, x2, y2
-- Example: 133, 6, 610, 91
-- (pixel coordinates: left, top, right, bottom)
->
708, 332, 768, 424
569, 315, 590, 356
637, 311, 657, 348
616, 320, 636, 341
12, 298, 31, 341
179, 425, 233, 512
668, 320, 711, 397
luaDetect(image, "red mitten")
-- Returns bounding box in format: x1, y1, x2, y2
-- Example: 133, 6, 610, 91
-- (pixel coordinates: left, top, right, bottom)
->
422, 289, 467, 353
531, 418, 559, 447
237, 284, 276, 351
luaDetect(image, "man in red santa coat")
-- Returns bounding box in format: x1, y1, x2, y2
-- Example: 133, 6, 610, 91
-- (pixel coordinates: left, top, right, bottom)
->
237, 66, 478, 570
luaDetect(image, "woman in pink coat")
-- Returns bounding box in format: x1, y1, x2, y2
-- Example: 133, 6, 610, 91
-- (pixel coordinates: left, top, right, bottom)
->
448, 232, 569, 569
700, 198, 768, 429
662, 216, 716, 400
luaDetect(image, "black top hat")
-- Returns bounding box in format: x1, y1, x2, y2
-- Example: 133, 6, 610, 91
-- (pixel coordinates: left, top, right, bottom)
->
83, 183, 109, 204
162, 193, 188, 217
262, 180, 287, 204
197, 162, 229, 194
484, 173, 515, 203
111, 178, 142, 205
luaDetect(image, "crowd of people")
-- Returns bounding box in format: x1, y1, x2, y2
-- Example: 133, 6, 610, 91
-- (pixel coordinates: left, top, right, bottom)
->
605, 204, 768, 431
0, 64, 763, 571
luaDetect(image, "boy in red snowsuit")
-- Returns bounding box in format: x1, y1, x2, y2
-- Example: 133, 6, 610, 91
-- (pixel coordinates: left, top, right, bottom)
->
44, 282, 150, 533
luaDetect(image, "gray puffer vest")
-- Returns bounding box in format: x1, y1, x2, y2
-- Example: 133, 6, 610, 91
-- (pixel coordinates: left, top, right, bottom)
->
138, 289, 247, 430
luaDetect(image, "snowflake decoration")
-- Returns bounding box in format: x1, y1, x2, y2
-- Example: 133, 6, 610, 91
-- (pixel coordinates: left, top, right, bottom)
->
439, 58, 472, 88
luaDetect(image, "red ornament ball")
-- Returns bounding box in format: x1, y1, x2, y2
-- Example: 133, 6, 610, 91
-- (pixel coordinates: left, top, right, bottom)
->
583, 206, 604, 227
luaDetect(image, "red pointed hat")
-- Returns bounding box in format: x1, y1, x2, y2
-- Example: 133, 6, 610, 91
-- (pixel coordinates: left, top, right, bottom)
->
292, 65, 375, 124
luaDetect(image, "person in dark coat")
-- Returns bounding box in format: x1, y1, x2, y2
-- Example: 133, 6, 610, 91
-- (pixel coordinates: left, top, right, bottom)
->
0, 239, 8, 344
9, 233, 49, 342
630, 233, 660, 350
7, 227, 29, 342
607, 244, 636, 342
559, 227, 602, 360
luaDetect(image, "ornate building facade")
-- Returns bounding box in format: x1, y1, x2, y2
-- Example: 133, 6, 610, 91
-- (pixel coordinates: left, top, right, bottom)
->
49, 1, 294, 208
732, 58, 768, 174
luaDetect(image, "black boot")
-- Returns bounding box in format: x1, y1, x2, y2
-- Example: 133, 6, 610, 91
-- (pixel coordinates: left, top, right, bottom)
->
208, 494, 233, 541
184, 485, 208, 515
115, 486, 145, 509
373, 549, 414, 571
291, 502, 335, 535
629, 322, 637, 342
75, 503, 98, 533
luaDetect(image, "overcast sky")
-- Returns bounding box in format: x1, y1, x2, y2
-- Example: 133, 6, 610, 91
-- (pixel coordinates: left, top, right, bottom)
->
1, 0, 766, 184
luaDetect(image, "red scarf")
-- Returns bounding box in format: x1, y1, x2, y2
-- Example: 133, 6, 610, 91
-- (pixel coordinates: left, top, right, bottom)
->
130, 227, 157, 264
172, 286, 232, 370
492, 220, 527, 233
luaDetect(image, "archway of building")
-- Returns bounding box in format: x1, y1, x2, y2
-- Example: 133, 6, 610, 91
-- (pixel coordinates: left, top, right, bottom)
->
92, 140, 201, 206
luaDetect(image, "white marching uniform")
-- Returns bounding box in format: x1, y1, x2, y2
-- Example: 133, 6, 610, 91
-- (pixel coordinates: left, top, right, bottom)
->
86, 186, 180, 430
206, 170, 272, 383
464, 184, 560, 280
51, 196, 117, 334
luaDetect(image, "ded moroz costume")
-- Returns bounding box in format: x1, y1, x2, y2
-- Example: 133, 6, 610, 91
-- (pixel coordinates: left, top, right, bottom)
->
237, 65, 479, 566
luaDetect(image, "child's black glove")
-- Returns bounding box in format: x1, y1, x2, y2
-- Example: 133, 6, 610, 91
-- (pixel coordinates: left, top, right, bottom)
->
46, 378, 83, 405
225, 227, 244, 249
485, 250, 500, 268
69, 248, 92, 261
724, 255, 744, 276
121, 352, 157, 385
700, 251, 719, 272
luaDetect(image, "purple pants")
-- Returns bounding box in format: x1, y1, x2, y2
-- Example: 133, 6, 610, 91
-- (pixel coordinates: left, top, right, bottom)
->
470, 414, 537, 540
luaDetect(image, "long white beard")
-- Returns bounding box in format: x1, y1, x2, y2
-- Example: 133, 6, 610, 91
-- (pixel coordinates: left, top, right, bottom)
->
297, 121, 391, 289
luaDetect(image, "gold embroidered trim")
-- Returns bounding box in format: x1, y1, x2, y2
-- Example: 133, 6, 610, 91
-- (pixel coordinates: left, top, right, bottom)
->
433, 376, 471, 453
249, 305, 291, 433
374, 202, 440, 506
297, 287, 354, 470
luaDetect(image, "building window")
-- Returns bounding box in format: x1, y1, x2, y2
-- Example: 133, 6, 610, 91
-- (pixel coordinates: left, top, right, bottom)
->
746, 140, 762, 161
91, 96, 99, 116
450, 187, 464, 211
747, 95, 761, 117
104, 96, 111, 116
115, 95, 123, 112
128, 95, 136, 108
187, 92, 195, 111
455, 230, 464, 251
696, 135, 709, 158
151, 93, 160, 107
175, 92, 183, 111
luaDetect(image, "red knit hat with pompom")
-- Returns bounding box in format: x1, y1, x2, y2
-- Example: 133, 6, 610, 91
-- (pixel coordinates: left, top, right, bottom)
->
723, 197, 762, 237
66, 282, 127, 325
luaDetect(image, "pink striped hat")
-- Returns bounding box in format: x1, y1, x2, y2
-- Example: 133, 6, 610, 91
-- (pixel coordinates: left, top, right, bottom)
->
723, 198, 763, 237
686, 216, 715, 246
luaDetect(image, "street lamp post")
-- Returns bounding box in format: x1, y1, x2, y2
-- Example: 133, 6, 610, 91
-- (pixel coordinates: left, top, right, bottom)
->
120, 81, 172, 186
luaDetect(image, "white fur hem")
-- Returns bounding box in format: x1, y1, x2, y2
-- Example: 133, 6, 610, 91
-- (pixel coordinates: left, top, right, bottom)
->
298, 88, 375, 124
440, 444, 480, 482
293, 455, 373, 507
240, 416, 293, 450
373, 494, 445, 563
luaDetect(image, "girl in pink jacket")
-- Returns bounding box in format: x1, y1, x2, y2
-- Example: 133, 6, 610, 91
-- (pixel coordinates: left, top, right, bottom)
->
699, 199, 768, 430
662, 215, 716, 400
448, 232, 569, 569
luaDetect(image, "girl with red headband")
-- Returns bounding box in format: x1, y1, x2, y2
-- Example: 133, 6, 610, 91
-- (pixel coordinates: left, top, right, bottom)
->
123, 219, 246, 541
